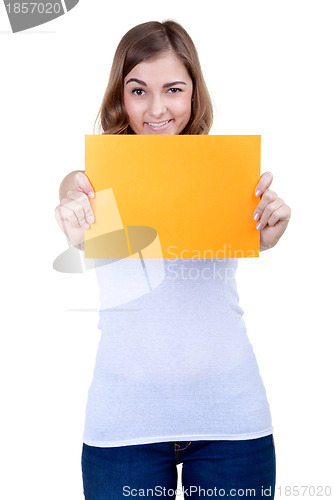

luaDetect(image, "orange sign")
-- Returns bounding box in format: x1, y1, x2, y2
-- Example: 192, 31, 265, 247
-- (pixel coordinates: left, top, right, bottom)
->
85, 135, 260, 259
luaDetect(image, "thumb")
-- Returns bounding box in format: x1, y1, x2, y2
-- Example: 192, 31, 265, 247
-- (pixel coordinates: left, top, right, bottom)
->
76, 171, 95, 199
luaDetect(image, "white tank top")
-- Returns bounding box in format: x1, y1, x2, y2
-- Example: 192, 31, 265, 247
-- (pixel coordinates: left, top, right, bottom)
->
83, 258, 273, 447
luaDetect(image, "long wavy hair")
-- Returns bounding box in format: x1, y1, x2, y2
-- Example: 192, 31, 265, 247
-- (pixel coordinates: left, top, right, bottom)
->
94, 20, 213, 135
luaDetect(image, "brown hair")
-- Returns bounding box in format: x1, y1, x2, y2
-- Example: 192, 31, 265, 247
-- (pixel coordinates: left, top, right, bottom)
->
94, 20, 213, 135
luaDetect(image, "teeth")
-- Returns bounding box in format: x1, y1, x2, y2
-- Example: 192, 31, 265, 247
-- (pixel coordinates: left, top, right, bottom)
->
148, 120, 170, 127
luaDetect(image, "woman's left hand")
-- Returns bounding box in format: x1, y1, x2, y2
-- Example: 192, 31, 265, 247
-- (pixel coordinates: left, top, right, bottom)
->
253, 171, 291, 251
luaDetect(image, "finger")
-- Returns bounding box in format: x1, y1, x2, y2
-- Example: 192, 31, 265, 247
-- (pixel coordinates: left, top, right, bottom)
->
75, 172, 95, 199
67, 190, 95, 224
255, 198, 285, 229
58, 199, 90, 229
253, 189, 278, 220
265, 204, 291, 227
55, 205, 70, 234
55, 204, 80, 233
255, 171, 273, 197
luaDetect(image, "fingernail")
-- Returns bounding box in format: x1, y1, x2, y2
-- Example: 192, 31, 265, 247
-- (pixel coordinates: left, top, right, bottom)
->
255, 189, 261, 197
88, 191, 94, 199
87, 216, 94, 224
83, 222, 90, 229
254, 212, 260, 221
256, 222, 263, 230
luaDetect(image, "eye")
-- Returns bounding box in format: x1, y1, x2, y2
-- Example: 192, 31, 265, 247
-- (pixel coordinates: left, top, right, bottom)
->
132, 88, 146, 96
168, 88, 182, 93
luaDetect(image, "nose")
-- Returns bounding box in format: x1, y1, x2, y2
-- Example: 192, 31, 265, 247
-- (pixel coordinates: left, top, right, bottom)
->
149, 95, 167, 118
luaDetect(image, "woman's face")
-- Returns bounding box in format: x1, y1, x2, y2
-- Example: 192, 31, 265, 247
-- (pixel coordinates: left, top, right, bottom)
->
123, 51, 193, 135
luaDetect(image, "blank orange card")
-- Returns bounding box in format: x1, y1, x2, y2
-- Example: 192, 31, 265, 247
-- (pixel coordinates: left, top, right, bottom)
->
85, 135, 260, 259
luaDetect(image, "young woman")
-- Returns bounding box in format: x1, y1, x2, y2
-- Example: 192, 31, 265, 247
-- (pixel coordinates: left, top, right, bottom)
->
55, 20, 290, 500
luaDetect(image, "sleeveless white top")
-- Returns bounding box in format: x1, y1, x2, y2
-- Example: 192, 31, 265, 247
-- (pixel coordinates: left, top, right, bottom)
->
83, 258, 273, 447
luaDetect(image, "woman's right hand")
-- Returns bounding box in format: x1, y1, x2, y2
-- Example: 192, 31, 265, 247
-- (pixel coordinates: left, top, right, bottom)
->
55, 171, 95, 249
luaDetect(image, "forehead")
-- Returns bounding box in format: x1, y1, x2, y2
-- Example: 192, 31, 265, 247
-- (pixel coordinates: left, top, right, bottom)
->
126, 52, 191, 82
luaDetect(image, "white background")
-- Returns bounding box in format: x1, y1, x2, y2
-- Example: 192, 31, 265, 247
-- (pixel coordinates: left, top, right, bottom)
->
1, 0, 332, 498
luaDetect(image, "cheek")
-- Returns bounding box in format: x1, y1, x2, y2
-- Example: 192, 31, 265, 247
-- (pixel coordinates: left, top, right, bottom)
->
124, 95, 138, 120
176, 97, 192, 121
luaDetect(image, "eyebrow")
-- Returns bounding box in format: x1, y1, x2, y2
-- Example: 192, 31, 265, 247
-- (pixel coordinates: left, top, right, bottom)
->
125, 78, 187, 88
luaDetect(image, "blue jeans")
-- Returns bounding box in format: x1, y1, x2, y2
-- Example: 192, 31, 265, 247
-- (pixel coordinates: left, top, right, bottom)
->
81, 434, 276, 499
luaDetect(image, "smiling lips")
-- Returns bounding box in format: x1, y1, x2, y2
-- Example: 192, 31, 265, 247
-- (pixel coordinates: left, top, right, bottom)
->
146, 119, 172, 128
